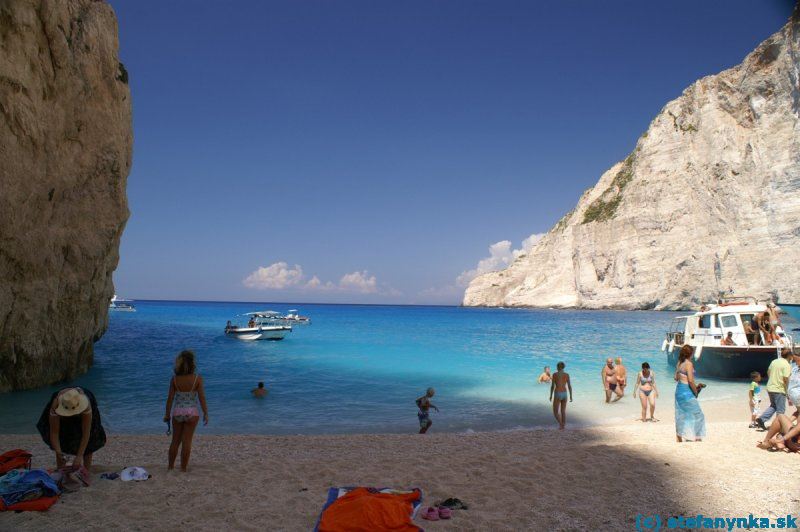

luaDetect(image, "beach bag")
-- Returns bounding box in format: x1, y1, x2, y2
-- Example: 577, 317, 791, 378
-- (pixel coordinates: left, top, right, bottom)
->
0, 450, 32, 475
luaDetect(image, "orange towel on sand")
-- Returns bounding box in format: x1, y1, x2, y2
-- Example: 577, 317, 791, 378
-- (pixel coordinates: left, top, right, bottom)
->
318, 487, 422, 532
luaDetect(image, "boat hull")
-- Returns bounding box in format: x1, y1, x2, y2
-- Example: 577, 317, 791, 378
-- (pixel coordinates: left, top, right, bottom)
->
225, 327, 291, 341
667, 345, 782, 379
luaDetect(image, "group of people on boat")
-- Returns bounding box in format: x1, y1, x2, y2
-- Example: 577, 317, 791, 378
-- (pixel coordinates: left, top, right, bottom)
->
716, 303, 786, 346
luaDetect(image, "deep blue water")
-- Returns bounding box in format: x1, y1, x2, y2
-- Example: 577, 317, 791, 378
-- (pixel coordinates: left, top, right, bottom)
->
0, 301, 749, 435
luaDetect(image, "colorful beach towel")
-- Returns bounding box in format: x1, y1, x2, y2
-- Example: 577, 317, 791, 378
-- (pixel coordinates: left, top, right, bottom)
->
0, 469, 60, 509
315, 487, 423, 532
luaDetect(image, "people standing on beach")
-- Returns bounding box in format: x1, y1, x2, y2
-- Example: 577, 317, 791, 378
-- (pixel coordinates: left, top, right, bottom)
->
549, 362, 572, 430
754, 349, 792, 430
416, 388, 439, 434
632, 362, 659, 422
602, 358, 622, 403
36, 387, 107, 469
537, 366, 552, 383
674, 345, 706, 442
164, 350, 209, 471
748, 371, 763, 428
615, 357, 627, 397
251, 381, 268, 398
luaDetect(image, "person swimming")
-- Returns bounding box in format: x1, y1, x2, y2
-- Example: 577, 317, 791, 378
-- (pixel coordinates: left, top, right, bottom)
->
549, 362, 572, 430
537, 366, 552, 384
251, 382, 268, 398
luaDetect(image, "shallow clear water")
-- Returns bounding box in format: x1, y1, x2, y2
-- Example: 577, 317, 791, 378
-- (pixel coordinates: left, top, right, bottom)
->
0, 302, 753, 435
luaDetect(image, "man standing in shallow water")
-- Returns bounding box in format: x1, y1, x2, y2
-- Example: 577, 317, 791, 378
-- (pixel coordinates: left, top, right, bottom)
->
602, 358, 623, 403
416, 388, 439, 434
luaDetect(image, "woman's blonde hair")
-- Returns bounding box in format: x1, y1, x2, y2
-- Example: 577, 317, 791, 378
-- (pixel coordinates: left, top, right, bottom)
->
174, 350, 196, 375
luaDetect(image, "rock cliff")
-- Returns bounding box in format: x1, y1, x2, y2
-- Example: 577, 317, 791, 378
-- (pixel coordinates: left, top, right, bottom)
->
464, 6, 800, 310
0, 0, 131, 391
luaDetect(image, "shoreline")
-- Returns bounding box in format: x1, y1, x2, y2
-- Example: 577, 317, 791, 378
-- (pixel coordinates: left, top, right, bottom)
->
4, 401, 796, 530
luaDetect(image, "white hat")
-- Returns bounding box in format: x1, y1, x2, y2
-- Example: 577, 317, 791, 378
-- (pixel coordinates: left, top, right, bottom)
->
55, 388, 90, 417
120, 467, 150, 482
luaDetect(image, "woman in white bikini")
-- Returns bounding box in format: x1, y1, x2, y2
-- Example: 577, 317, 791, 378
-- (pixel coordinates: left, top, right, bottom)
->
632, 362, 659, 422
164, 350, 208, 471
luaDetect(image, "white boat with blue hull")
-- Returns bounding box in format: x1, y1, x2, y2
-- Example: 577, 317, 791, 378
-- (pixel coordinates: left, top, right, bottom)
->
224, 311, 292, 341
662, 297, 794, 379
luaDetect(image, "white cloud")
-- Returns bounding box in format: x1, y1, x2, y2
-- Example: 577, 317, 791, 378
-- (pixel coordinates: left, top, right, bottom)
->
338, 271, 378, 294
242, 262, 305, 289
243, 264, 399, 296
304, 275, 336, 291
455, 232, 545, 287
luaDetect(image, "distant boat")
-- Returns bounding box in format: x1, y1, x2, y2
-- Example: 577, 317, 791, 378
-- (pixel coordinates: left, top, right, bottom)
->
109, 295, 136, 312
224, 311, 292, 341
661, 296, 794, 379
280, 309, 311, 323
263, 309, 311, 324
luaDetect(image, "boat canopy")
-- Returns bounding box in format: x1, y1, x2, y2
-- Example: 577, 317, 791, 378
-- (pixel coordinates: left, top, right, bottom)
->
244, 311, 281, 317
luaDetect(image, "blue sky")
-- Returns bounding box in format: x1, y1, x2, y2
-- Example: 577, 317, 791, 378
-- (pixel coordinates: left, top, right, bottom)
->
109, 0, 794, 304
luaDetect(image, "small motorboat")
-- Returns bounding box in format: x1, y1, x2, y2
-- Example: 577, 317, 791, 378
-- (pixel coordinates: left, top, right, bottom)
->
224, 312, 292, 341
109, 295, 136, 312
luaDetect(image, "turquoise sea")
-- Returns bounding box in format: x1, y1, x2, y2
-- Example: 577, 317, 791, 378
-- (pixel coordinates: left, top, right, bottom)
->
0, 301, 759, 435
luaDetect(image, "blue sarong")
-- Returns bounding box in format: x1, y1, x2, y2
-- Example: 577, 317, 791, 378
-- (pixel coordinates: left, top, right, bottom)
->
675, 382, 706, 440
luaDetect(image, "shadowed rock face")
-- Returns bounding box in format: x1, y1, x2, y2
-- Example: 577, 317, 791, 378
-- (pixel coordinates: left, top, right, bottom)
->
0, 0, 131, 391
465, 5, 800, 310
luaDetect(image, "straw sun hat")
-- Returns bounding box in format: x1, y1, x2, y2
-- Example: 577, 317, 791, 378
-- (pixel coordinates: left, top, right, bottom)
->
55, 388, 90, 416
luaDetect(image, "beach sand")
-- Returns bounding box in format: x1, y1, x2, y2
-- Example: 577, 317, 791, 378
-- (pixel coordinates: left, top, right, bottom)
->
2, 401, 799, 531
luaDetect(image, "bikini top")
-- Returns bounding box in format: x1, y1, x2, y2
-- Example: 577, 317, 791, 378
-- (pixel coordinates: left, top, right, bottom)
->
640, 372, 653, 385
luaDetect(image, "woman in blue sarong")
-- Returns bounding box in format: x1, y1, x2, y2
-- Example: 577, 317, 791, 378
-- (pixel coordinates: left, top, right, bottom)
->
674, 345, 706, 442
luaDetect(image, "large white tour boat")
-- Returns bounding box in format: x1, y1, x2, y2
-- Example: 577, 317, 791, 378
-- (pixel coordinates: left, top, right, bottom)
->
661, 297, 794, 379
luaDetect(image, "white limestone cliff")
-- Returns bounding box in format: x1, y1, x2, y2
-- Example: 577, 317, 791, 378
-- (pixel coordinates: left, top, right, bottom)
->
464, 6, 800, 310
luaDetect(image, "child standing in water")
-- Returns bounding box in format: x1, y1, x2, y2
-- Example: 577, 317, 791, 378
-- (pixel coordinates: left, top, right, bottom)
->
416, 388, 439, 434
549, 362, 572, 430
748, 371, 763, 428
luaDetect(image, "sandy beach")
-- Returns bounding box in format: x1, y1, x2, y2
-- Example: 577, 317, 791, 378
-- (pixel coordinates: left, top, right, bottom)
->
3, 400, 799, 531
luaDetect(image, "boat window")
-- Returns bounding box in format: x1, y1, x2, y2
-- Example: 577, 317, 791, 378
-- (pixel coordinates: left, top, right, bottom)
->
699, 314, 715, 329
669, 317, 687, 333
720, 315, 738, 328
